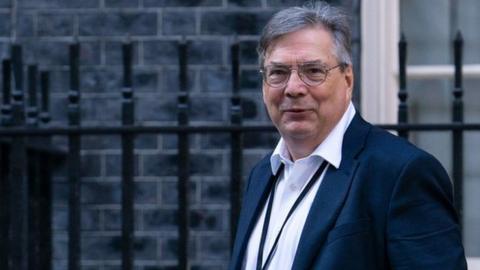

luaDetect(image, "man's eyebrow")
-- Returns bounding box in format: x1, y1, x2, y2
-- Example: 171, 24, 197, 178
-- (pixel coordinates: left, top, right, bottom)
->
301, 60, 326, 66
268, 61, 290, 67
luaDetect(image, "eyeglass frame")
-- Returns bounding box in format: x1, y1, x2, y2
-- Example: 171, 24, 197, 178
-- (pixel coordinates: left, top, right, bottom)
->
259, 62, 348, 88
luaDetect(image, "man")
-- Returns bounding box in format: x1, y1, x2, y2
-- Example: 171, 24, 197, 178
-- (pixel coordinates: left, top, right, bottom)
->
229, 1, 467, 270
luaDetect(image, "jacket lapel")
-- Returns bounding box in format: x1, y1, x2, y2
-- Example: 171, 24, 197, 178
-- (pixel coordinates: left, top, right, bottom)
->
230, 158, 277, 270
291, 114, 371, 270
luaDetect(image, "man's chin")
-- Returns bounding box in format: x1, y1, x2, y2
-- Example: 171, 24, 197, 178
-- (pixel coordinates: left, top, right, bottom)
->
279, 125, 315, 140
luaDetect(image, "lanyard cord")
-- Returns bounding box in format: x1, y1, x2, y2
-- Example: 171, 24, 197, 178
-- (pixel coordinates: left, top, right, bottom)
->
256, 160, 329, 270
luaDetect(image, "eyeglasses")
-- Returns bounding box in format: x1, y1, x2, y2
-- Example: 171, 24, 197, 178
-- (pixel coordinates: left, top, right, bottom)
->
260, 62, 346, 88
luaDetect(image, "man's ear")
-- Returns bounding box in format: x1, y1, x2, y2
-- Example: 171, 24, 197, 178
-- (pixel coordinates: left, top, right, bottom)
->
344, 65, 354, 99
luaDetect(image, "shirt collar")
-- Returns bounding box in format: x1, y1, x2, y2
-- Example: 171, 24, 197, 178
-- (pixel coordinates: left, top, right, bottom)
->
270, 102, 356, 174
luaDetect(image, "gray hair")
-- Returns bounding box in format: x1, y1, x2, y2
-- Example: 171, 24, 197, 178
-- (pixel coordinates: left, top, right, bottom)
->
258, 1, 352, 68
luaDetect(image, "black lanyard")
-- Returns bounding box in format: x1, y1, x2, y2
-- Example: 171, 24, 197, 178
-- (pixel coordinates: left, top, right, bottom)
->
256, 160, 329, 270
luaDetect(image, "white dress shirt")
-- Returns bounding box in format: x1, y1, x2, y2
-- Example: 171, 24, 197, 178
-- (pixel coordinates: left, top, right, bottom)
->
243, 102, 356, 270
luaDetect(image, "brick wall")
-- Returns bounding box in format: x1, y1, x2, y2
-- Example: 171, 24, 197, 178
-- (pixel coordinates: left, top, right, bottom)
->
0, 0, 358, 269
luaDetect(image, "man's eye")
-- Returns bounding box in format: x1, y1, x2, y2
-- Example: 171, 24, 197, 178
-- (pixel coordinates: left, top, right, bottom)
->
268, 68, 289, 77
303, 66, 326, 75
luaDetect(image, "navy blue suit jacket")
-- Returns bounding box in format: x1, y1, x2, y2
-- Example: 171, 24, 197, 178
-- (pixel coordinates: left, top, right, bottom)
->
229, 114, 467, 270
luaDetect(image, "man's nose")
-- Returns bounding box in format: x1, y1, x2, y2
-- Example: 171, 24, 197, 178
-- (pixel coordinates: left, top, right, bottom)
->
284, 69, 307, 97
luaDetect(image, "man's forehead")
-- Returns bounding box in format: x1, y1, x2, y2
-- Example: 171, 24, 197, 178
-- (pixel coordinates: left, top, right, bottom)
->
264, 27, 335, 63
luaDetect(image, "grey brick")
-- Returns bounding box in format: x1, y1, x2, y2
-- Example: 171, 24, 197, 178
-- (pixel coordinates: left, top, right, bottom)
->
163, 68, 196, 93
23, 41, 100, 66
243, 152, 267, 174
52, 207, 101, 231
105, 41, 139, 65
266, 0, 305, 6
190, 97, 226, 122
81, 181, 121, 204
0, 13, 10, 37
0, 0, 10, 8
144, 266, 177, 270
136, 95, 177, 122
52, 182, 68, 205
228, 0, 261, 7
144, 0, 221, 7
52, 207, 68, 230
38, 13, 74, 37
79, 12, 157, 37
81, 97, 121, 122
240, 69, 262, 89
199, 68, 232, 93
105, 154, 139, 177
163, 11, 196, 35
200, 133, 229, 149
81, 67, 122, 93
191, 153, 224, 175
198, 234, 229, 260
143, 40, 178, 65
239, 40, 259, 65
0, 42, 10, 59
142, 208, 177, 230
200, 179, 229, 204
191, 264, 224, 270
80, 41, 102, 65
17, 13, 35, 37
189, 40, 223, 65
161, 134, 178, 150
232, 97, 263, 120
134, 181, 159, 203
244, 132, 278, 148
133, 70, 159, 92
102, 208, 142, 230
143, 153, 177, 176
161, 179, 198, 205
81, 208, 102, 230
146, 40, 222, 66
48, 70, 69, 93
81, 154, 101, 177
160, 236, 196, 260
201, 11, 273, 35
24, 41, 69, 65
135, 134, 158, 149
18, 0, 99, 8
82, 266, 101, 270
190, 208, 224, 231
52, 260, 67, 270
82, 135, 121, 150
82, 235, 157, 260
50, 95, 68, 121
105, 0, 139, 8
52, 235, 68, 259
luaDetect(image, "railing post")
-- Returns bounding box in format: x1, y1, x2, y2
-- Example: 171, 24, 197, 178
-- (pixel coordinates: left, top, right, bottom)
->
26, 64, 41, 270
0, 58, 12, 270
121, 40, 135, 270
1, 59, 12, 126
38, 70, 52, 270
68, 41, 82, 270
27, 65, 38, 126
9, 43, 29, 270
398, 34, 409, 139
177, 40, 190, 270
452, 31, 464, 234
229, 41, 243, 249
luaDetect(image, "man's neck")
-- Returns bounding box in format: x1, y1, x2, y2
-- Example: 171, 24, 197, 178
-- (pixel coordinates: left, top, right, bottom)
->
284, 135, 326, 161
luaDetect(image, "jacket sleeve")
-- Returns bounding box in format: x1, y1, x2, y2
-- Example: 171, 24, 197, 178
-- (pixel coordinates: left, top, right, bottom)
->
386, 152, 467, 270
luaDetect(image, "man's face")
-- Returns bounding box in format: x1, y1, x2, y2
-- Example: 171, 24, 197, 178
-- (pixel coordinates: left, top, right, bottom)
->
262, 26, 354, 147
